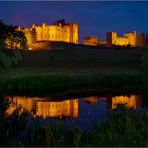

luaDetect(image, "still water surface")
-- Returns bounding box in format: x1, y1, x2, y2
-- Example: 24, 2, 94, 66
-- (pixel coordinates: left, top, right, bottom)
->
4, 94, 148, 129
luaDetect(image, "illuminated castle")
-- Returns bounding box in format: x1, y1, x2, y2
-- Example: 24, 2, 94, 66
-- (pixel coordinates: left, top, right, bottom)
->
136, 32, 148, 48
106, 31, 136, 47
5, 96, 78, 119
22, 19, 78, 49
83, 36, 98, 46
83, 31, 137, 47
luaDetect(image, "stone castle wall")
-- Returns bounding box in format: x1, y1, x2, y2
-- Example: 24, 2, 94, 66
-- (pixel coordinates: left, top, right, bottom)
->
21, 20, 78, 49
106, 31, 136, 47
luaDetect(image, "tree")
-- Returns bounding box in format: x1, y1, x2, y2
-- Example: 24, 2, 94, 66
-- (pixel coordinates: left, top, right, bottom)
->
0, 20, 7, 49
0, 20, 27, 69
6, 25, 27, 50
16, 30, 27, 50
0, 20, 27, 50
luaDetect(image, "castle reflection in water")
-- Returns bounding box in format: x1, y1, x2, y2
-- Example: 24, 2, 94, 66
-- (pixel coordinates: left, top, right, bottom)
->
5, 95, 143, 119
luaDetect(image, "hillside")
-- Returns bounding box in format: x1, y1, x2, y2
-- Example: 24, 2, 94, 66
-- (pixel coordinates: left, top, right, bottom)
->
16, 48, 143, 70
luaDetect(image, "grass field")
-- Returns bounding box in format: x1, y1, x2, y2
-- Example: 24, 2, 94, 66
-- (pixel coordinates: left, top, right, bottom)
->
16, 48, 143, 69
1, 48, 142, 76
0, 48, 144, 95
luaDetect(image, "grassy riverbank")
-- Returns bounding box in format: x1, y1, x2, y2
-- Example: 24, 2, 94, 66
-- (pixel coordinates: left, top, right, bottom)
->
0, 48, 143, 95
0, 72, 141, 96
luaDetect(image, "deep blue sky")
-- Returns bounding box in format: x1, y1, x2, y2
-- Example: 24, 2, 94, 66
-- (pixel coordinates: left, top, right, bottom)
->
0, 1, 148, 43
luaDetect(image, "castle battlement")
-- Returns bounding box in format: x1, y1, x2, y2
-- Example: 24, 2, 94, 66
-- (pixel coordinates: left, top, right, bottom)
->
106, 31, 136, 47
21, 19, 78, 49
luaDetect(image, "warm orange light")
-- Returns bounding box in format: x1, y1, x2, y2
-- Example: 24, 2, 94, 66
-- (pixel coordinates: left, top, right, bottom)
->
106, 31, 136, 47
83, 96, 98, 104
5, 96, 78, 119
112, 95, 137, 109
83, 36, 98, 46
20, 20, 78, 50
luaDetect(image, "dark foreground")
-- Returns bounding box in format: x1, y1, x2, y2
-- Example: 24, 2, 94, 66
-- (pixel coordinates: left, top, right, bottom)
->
0, 102, 148, 147
16, 48, 143, 69
0, 48, 147, 147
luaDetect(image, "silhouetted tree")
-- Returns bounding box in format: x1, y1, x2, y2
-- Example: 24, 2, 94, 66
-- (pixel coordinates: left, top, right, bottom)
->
6, 25, 27, 50
0, 20, 7, 49
0, 20, 27, 50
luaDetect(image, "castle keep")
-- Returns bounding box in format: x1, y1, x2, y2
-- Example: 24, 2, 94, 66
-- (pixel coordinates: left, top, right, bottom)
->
22, 19, 78, 49
106, 31, 136, 47
83, 31, 138, 47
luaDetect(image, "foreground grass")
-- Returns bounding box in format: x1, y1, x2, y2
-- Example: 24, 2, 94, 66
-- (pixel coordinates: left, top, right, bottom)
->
16, 48, 143, 69
0, 106, 148, 147
0, 71, 141, 96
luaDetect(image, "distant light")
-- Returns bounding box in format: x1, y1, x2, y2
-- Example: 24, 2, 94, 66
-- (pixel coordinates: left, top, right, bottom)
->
29, 48, 32, 50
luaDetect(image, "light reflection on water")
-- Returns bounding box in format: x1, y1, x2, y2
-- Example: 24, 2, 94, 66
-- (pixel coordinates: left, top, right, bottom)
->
4, 94, 146, 129
5, 97, 78, 118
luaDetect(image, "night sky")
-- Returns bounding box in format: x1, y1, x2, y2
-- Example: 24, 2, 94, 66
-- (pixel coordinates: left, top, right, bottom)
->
0, 1, 148, 43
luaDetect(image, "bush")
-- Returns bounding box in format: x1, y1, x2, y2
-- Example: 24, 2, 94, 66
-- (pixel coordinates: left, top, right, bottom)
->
0, 49, 22, 70
11, 49, 22, 65
140, 49, 148, 69
0, 49, 11, 69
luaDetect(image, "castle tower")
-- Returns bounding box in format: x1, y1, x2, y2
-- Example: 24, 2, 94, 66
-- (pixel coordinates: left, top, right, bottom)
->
136, 32, 145, 47
106, 32, 117, 47
23, 27, 36, 47
124, 31, 136, 47
69, 22, 78, 44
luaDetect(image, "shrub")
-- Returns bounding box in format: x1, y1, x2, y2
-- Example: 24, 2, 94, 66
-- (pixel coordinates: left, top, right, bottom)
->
0, 49, 11, 69
140, 49, 148, 69
0, 49, 22, 70
11, 49, 22, 65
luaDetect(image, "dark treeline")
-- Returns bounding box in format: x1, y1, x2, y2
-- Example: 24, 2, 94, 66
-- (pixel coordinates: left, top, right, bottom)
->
0, 20, 27, 69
